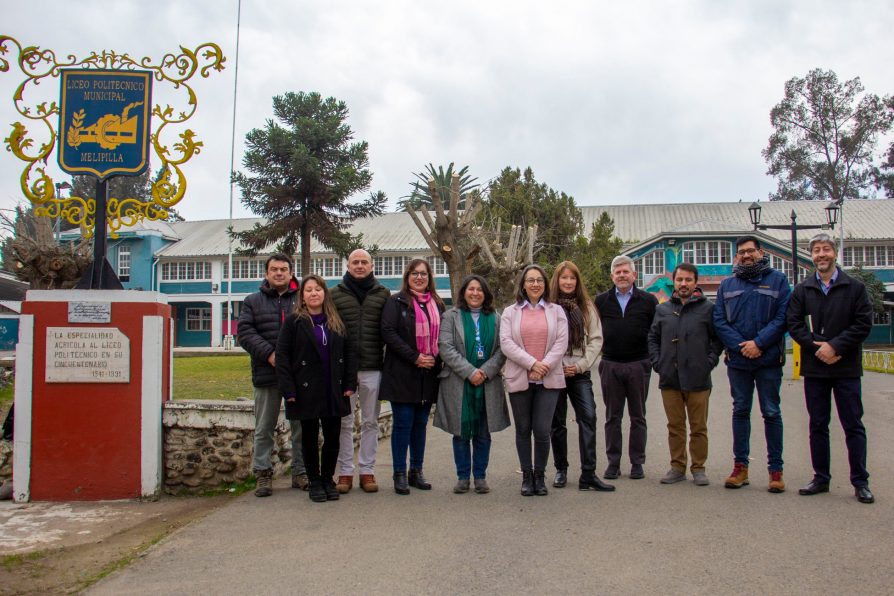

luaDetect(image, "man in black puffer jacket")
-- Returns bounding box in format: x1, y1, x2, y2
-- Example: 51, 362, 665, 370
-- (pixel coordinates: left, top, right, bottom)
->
648, 263, 722, 487
330, 249, 391, 494
238, 253, 304, 497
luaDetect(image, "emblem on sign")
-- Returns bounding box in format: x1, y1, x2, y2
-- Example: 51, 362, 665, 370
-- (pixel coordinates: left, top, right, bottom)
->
58, 69, 152, 180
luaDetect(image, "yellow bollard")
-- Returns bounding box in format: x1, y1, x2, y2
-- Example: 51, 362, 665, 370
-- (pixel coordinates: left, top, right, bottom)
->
792, 342, 801, 380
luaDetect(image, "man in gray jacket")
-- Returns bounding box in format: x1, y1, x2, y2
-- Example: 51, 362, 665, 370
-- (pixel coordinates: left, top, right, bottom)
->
238, 254, 304, 497
648, 263, 722, 486
330, 249, 391, 493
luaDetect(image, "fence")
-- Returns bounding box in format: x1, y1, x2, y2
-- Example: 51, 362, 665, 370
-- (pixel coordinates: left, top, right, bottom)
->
863, 350, 894, 374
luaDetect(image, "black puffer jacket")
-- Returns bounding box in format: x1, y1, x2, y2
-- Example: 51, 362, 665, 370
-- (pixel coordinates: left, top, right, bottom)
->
330, 281, 390, 371
647, 291, 723, 391
380, 292, 444, 404
237, 277, 299, 387
787, 268, 873, 378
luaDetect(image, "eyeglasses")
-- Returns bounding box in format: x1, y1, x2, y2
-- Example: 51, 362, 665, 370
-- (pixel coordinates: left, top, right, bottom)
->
736, 248, 759, 256
409, 271, 429, 278
524, 278, 545, 285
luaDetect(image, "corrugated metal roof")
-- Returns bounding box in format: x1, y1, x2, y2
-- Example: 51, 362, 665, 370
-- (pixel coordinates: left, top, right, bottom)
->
156, 212, 433, 257
154, 199, 894, 258
581, 199, 894, 244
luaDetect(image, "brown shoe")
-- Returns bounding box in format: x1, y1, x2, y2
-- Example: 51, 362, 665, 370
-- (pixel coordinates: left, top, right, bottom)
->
768, 470, 785, 493
291, 473, 309, 491
254, 469, 273, 497
724, 462, 749, 489
359, 474, 379, 493
336, 475, 353, 494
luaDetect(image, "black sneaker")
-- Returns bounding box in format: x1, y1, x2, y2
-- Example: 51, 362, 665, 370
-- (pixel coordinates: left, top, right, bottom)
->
323, 479, 340, 501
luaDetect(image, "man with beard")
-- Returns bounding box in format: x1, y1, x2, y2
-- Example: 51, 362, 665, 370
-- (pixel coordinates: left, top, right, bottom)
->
330, 249, 391, 493
786, 233, 875, 504
648, 263, 723, 486
713, 236, 790, 493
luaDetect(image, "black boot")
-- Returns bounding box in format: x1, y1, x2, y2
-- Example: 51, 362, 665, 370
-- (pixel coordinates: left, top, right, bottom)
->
308, 479, 327, 502
408, 469, 432, 490
393, 472, 410, 495
521, 470, 534, 496
579, 471, 616, 492
323, 478, 340, 501
553, 468, 568, 488
534, 471, 548, 496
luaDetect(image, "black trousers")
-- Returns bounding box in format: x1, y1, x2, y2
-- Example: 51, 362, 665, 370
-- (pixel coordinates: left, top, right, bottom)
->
599, 358, 651, 467
804, 377, 869, 487
551, 372, 598, 472
300, 416, 342, 482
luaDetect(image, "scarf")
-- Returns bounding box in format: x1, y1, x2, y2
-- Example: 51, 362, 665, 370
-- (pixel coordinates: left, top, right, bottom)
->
411, 290, 440, 356
460, 308, 495, 440
732, 254, 771, 280
557, 291, 586, 354
342, 272, 376, 303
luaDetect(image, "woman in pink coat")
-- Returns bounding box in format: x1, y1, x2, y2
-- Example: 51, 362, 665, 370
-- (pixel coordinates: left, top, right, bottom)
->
500, 264, 569, 496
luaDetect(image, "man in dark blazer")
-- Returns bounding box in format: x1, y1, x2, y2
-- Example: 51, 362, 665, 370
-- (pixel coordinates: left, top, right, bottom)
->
787, 233, 875, 504
594, 255, 658, 480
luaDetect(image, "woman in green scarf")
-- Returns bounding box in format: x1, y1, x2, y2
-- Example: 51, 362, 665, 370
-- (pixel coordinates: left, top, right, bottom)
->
434, 275, 510, 494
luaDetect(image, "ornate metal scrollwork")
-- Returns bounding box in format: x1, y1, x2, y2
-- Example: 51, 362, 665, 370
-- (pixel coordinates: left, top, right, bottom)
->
1, 36, 225, 238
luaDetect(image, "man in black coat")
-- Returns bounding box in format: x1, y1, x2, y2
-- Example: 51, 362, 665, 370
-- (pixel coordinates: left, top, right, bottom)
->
787, 233, 875, 504
237, 254, 304, 497
648, 263, 722, 486
594, 255, 658, 480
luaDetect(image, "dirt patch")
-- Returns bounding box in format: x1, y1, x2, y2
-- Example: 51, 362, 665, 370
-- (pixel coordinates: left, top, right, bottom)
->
0, 493, 236, 595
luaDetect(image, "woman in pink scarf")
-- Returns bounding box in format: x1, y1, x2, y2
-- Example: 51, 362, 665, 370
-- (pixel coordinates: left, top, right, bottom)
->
380, 258, 446, 494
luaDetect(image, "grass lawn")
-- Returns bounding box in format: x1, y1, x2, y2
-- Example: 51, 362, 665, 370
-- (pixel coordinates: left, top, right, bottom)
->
173, 355, 254, 401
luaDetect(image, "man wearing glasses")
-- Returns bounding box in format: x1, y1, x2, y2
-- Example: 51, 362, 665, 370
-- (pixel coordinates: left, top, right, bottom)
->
713, 236, 790, 493
594, 256, 658, 480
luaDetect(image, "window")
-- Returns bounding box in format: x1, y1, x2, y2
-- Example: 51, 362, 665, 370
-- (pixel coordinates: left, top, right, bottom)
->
634, 250, 665, 288
311, 257, 342, 278
375, 255, 409, 277
844, 245, 894, 268
223, 259, 268, 280
873, 311, 891, 325
681, 241, 732, 265
161, 261, 212, 281
117, 245, 131, 282
185, 307, 211, 331
427, 255, 447, 276
767, 253, 810, 282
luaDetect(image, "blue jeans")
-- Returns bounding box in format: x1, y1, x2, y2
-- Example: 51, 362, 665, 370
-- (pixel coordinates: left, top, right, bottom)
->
390, 402, 432, 473
728, 366, 783, 471
452, 410, 491, 480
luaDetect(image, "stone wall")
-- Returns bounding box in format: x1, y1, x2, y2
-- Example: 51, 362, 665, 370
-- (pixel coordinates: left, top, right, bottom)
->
162, 400, 393, 494
0, 440, 11, 482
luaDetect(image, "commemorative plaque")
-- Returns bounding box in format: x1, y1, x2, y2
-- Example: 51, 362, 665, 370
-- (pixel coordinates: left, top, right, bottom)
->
45, 327, 130, 383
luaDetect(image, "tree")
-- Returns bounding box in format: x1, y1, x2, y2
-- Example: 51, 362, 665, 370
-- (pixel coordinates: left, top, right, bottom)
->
232, 91, 386, 275
763, 68, 893, 202
847, 264, 886, 316
477, 166, 583, 266
0, 206, 91, 289
565, 212, 624, 294
398, 163, 479, 211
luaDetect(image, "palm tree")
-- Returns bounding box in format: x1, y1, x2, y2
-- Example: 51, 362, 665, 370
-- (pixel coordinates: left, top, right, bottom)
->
397, 163, 479, 211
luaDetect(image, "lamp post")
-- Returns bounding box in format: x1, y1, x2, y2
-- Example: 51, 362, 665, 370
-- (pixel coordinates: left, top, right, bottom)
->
747, 201, 840, 380
53, 181, 72, 242
747, 201, 840, 286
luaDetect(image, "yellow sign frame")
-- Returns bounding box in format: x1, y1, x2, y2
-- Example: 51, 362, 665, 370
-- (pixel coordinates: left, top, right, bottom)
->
0, 37, 225, 238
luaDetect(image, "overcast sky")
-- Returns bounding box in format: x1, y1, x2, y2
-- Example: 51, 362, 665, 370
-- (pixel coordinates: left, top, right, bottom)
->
2, 0, 893, 223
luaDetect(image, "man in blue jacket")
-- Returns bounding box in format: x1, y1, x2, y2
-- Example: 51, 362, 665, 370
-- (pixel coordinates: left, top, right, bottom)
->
713, 236, 790, 493
786, 233, 874, 504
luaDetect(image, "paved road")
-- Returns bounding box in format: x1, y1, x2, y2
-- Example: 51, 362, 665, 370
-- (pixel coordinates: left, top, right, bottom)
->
90, 365, 894, 595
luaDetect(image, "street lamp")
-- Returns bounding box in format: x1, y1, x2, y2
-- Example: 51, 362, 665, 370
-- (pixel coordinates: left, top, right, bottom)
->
747, 201, 839, 286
